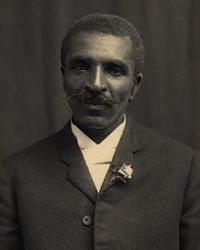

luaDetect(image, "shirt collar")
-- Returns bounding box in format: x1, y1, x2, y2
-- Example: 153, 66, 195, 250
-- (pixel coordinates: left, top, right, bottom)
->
71, 115, 126, 151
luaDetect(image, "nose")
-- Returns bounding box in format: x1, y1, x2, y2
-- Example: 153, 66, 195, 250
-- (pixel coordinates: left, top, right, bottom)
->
85, 65, 107, 93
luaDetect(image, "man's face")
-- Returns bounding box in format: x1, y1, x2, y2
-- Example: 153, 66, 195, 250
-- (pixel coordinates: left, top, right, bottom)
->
63, 32, 138, 129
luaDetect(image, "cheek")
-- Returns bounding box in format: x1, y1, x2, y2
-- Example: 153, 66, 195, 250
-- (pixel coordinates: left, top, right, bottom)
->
64, 75, 86, 95
111, 80, 133, 101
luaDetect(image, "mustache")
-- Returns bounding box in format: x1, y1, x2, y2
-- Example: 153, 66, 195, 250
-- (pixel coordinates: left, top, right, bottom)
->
67, 91, 119, 105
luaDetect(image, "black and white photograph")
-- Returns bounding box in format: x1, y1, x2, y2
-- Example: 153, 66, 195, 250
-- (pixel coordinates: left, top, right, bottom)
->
0, 1, 200, 249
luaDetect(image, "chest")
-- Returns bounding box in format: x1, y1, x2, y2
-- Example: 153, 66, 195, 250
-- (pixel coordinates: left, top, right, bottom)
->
16, 159, 184, 250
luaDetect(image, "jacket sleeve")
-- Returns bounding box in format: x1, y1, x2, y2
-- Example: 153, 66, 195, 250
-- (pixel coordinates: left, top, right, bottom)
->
0, 160, 23, 250
180, 151, 200, 250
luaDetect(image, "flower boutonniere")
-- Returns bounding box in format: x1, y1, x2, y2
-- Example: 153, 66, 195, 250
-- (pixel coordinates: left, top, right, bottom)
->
111, 163, 134, 184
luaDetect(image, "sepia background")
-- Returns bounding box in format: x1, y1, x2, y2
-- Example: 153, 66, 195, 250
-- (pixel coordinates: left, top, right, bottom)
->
0, 0, 200, 160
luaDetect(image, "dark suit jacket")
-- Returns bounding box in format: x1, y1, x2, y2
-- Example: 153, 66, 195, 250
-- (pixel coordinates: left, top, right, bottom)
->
0, 115, 200, 250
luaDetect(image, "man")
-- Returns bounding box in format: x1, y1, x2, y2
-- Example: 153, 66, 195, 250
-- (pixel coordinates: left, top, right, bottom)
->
0, 14, 199, 250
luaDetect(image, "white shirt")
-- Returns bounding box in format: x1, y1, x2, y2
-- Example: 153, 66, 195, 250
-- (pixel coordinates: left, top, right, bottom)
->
71, 116, 126, 192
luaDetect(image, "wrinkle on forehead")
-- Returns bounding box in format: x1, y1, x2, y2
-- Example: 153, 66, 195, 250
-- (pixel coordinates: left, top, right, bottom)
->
66, 32, 134, 64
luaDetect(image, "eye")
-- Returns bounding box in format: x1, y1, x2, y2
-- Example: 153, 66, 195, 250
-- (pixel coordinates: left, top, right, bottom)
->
106, 64, 126, 77
71, 61, 90, 73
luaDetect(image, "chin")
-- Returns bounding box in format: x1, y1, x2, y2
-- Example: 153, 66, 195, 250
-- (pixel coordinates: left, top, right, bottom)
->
82, 120, 109, 130
75, 115, 112, 130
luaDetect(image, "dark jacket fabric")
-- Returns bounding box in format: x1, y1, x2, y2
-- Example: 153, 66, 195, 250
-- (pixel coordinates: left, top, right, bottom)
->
0, 115, 200, 250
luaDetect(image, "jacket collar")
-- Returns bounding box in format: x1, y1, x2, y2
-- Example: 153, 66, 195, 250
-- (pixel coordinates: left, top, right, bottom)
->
99, 114, 141, 193
59, 113, 142, 202
59, 122, 98, 202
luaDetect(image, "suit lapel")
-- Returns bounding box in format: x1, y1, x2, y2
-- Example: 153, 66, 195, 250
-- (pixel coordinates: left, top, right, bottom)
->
58, 115, 142, 200
100, 115, 141, 193
59, 123, 97, 202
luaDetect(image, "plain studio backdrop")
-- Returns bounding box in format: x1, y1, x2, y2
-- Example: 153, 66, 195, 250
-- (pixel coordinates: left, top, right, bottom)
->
0, 0, 200, 160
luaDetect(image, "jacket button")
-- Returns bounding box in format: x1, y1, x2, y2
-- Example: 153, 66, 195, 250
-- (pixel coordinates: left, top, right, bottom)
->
82, 216, 92, 226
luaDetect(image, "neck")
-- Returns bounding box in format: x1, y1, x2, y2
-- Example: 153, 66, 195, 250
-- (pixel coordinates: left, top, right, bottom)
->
73, 115, 125, 143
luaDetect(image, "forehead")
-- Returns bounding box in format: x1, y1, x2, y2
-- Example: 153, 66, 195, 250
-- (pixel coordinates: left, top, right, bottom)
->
65, 32, 134, 64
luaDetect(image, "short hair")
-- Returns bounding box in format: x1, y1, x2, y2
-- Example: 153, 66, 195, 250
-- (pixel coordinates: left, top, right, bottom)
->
61, 13, 145, 75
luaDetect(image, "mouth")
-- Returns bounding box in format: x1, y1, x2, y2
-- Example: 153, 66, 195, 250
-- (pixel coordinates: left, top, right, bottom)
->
68, 92, 118, 113
83, 103, 107, 111
81, 95, 112, 111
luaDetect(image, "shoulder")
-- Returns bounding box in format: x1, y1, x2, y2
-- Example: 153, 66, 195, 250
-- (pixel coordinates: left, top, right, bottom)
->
1, 125, 68, 176
127, 115, 198, 170
130, 116, 194, 155
127, 117, 200, 192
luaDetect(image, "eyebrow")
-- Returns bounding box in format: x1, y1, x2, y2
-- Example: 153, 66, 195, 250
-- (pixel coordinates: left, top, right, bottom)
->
67, 56, 93, 65
67, 56, 130, 73
68, 55, 128, 65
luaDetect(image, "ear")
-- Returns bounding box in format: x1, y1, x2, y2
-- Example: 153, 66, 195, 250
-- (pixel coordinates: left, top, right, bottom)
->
129, 73, 143, 102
